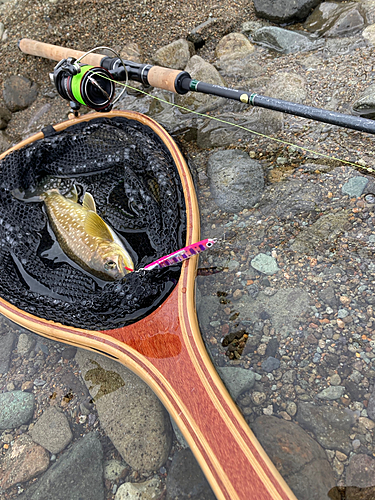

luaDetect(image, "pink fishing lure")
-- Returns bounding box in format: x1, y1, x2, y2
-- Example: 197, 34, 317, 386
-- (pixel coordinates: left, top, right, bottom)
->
143, 238, 217, 271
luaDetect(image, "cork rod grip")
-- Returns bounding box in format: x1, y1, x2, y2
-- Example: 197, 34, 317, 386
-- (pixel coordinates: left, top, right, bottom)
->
18, 38, 105, 66
147, 66, 186, 93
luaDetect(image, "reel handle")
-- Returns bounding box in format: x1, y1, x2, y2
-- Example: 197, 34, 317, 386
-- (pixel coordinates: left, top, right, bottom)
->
19, 38, 191, 94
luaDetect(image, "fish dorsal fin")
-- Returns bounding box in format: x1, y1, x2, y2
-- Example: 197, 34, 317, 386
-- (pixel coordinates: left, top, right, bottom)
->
82, 192, 97, 212
64, 185, 78, 203
84, 212, 113, 241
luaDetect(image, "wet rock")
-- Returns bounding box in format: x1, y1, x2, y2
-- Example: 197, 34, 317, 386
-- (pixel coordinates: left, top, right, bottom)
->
342, 176, 369, 198
290, 211, 350, 255
217, 366, 256, 400
17, 332, 36, 355
262, 356, 280, 372
0, 130, 12, 154
253, 0, 322, 23
18, 432, 105, 500
31, 407, 73, 454
0, 105, 11, 129
196, 109, 282, 149
235, 287, 310, 334
319, 286, 338, 308
328, 485, 375, 500
165, 449, 215, 500
362, 23, 375, 45
346, 454, 375, 488
316, 386, 346, 400
0, 434, 49, 490
104, 458, 128, 480
214, 32, 259, 77
260, 178, 324, 217
207, 149, 264, 212
196, 295, 220, 330
367, 384, 375, 420
75, 350, 172, 472
170, 416, 189, 448
251, 253, 280, 275
304, 2, 366, 38
265, 338, 279, 357
352, 83, 375, 118
215, 32, 255, 59
252, 27, 323, 54
251, 416, 335, 500
0, 329, 15, 373
175, 55, 226, 114
152, 38, 194, 70
0, 391, 35, 430
297, 402, 354, 454
115, 477, 163, 499
3, 75, 38, 112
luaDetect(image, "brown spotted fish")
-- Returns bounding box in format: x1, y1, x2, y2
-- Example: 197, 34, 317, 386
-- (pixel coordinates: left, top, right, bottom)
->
42, 188, 134, 281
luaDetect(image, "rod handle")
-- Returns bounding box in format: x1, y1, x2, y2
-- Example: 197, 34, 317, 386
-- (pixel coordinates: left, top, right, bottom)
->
18, 38, 105, 66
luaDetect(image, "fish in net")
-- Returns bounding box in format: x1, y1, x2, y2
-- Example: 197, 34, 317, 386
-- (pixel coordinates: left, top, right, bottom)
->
0, 116, 186, 330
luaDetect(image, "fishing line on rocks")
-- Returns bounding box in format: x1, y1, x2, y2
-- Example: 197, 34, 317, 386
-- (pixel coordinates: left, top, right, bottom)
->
98, 73, 375, 175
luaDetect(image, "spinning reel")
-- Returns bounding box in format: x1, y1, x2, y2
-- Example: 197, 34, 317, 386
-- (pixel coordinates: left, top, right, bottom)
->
49, 46, 191, 115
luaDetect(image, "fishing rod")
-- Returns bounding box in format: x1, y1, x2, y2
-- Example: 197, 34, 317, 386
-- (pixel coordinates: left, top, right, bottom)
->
18, 38, 375, 136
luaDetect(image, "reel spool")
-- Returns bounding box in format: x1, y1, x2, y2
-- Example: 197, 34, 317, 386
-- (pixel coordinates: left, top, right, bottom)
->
51, 58, 115, 112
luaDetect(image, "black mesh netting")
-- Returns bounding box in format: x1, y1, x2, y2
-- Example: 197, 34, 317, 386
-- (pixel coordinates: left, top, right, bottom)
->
0, 116, 186, 330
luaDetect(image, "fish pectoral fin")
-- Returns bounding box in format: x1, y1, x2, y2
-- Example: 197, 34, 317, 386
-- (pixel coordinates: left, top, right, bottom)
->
82, 192, 97, 212
84, 211, 114, 241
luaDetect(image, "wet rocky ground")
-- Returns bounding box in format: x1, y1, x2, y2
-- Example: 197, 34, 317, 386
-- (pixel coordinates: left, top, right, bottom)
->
2, 0, 375, 499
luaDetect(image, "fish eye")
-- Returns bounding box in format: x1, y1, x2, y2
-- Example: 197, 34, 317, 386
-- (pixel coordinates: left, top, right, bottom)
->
104, 260, 117, 271
206, 241, 213, 247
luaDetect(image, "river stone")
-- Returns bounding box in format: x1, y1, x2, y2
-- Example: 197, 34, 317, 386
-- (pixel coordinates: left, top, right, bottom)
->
18, 432, 105, 500
215, 32, 255, 58
253, 0, 321, 23
297, 402, 354, 454
290, 210, 350, 255
316, 386, 346, 400
251, 253, 279, 275
3, 75, 38, 112
175, 55, 226, 113
0, 328, 15, 373
120, 42, 143, 63
0, 391, 35, 429
262, 356, 280, 372
152, 38, 194, 70
196, 294, 220, 330
304, 2, 366, 38
0, 434, 50, 490
206, 149, 264, 212
342, 176, 369, 198
367, 384, 375, 420
0, 105, 11, 129
17, 332, 36, 355
104, 458, 128, 480
115, 477, 164, 500
346, 454, 375, 488
251, 416, 335, 500
75, 349, 172, 472
166, 449, 215, 500
31, 406, 73, 454
252, 26, 323, 54
352, 82, 375, 118
216, 366, 256, 400
213, 33, 260, 78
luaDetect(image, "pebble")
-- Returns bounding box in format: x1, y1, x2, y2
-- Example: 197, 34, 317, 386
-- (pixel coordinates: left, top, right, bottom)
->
316, 386, 346, 400
0, 391, 35, 430
261, 356, 280, 372
31, 407, 73, 454
251, 253, 280, 275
